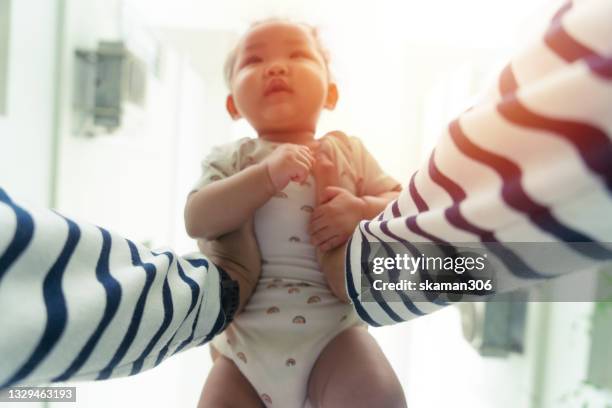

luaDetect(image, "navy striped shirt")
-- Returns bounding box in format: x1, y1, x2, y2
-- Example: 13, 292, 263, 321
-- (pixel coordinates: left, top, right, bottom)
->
0, 188, 226, 388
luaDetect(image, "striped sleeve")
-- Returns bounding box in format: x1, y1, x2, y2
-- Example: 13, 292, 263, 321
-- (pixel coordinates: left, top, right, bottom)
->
0, 188, 226, 388
346, 0, 612, 326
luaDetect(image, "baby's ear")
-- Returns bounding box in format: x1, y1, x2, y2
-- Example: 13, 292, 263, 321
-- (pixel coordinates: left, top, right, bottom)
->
324, 83, 338, 110
226, 95, 242, 120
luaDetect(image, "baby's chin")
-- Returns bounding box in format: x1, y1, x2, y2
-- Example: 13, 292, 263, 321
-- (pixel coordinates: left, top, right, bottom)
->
261, 103, 300, 123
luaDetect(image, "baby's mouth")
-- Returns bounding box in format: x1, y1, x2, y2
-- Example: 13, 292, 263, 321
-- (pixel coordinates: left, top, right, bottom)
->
264, 78, 293, 96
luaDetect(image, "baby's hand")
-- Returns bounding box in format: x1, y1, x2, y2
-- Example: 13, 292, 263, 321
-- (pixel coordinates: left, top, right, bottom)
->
309, 186, 366, 252
263, 144, 315, 192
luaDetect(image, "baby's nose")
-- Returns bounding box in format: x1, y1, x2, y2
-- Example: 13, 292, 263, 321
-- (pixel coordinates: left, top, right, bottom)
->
265, 62, 288, 77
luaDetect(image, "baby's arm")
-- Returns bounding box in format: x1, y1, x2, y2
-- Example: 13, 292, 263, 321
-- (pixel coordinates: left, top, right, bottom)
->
185, 163, 275, 240
185, 143, 315, 240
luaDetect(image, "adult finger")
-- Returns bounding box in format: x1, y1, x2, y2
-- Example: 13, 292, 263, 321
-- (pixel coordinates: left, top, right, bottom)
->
311, 227, 335, 247
318, 234, 344, 252
308, 216, 330, 236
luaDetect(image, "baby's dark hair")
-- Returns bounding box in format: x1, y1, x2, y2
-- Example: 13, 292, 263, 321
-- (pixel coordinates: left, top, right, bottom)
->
223, 18, 331, 89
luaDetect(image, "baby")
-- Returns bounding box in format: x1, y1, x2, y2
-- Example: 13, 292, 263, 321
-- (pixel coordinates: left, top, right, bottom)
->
185, 19, 406, 407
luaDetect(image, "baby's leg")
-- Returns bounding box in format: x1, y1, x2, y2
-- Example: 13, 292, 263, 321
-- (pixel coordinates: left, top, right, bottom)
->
307, 326, 407, 408
198, 350, 264, 408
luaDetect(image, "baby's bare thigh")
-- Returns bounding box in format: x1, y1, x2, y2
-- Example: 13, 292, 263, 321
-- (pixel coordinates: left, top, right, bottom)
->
198, 351, 264, 408
307, 326, 407, 408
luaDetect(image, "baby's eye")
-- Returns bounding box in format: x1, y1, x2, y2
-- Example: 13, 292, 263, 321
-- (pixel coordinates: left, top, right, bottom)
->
241, 55, 262, 67
290, 51, 312, 59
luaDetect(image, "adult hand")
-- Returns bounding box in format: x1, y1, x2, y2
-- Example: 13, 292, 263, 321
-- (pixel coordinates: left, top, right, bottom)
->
309, 186, 366, 252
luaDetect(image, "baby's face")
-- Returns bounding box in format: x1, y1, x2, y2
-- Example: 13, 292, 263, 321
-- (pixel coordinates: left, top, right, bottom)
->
228, 22, 336, 135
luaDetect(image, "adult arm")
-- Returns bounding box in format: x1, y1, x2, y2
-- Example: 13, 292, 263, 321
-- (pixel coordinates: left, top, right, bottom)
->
0, 188, 230, 388
344, 0, 612, 326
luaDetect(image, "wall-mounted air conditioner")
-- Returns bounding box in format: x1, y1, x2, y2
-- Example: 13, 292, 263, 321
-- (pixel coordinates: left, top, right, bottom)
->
73, 41, 147, 136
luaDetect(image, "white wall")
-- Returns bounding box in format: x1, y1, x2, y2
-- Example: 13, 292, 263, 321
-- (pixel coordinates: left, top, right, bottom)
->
0, 3, 58, 407
0, 0, 58, 206
50, 1, 227, 406
55, 0, 179, 247
388, 303, 547, 407
534, 268, 612, 407
159, 28, 239, 254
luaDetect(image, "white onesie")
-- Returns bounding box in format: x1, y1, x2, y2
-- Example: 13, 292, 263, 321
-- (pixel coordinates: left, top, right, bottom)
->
212, 174, 362, 407
193, 133, 401, 407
